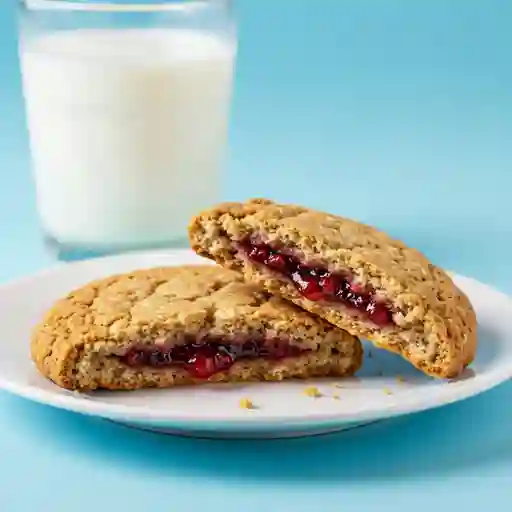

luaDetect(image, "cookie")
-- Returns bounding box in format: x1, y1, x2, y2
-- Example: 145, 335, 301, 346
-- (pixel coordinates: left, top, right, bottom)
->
31, 265, 362, 391
189, 199, 477, 378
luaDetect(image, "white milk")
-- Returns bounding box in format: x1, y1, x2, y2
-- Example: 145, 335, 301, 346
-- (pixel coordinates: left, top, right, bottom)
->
20, 29, 235, 248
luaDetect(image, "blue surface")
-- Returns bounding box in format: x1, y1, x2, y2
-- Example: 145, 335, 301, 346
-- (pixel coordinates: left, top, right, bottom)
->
1, 0, 512, 509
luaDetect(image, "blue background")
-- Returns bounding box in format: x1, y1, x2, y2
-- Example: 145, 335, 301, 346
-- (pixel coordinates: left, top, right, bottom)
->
1, 0, 511, 509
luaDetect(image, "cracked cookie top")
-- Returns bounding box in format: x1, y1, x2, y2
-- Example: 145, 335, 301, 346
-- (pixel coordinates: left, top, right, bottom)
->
191, 199, 459, 302
31, 265, 357, 359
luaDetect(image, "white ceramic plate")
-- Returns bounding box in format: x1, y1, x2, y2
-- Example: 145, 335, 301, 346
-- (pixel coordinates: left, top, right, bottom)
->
0, 249, 510, 438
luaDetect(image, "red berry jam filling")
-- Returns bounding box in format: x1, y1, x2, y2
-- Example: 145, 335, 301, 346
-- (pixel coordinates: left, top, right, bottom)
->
120, 336, 306, 379
238, 239, 393, 327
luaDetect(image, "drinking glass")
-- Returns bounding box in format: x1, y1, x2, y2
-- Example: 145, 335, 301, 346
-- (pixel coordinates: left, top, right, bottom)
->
18, 0, 236, 261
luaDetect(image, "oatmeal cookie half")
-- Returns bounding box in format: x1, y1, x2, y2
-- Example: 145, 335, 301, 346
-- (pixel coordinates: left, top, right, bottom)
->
31, 265, 362, 391
189, 199, 477, 378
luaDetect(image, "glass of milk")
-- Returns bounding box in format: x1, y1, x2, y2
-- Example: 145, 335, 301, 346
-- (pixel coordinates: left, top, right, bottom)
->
18, 0, 236, 261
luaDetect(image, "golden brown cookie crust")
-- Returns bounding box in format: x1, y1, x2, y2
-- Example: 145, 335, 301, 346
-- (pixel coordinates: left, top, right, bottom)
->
189, 199, 477, 378
31, 265, 362, 390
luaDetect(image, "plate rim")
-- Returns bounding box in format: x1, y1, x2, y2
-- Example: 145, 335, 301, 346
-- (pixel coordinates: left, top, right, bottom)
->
0, 249, 510, 427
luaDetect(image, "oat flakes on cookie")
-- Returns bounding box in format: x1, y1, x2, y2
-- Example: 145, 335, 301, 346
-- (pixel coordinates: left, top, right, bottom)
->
188, 199, 477, 378
31, 265, 362, 391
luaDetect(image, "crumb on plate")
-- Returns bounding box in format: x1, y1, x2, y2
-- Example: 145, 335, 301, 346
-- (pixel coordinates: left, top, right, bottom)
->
304, 386, 322, 398
239, 398, 256, 409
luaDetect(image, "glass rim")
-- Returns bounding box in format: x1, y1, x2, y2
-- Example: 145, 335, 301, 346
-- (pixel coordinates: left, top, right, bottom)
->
21, 0, 224, 13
